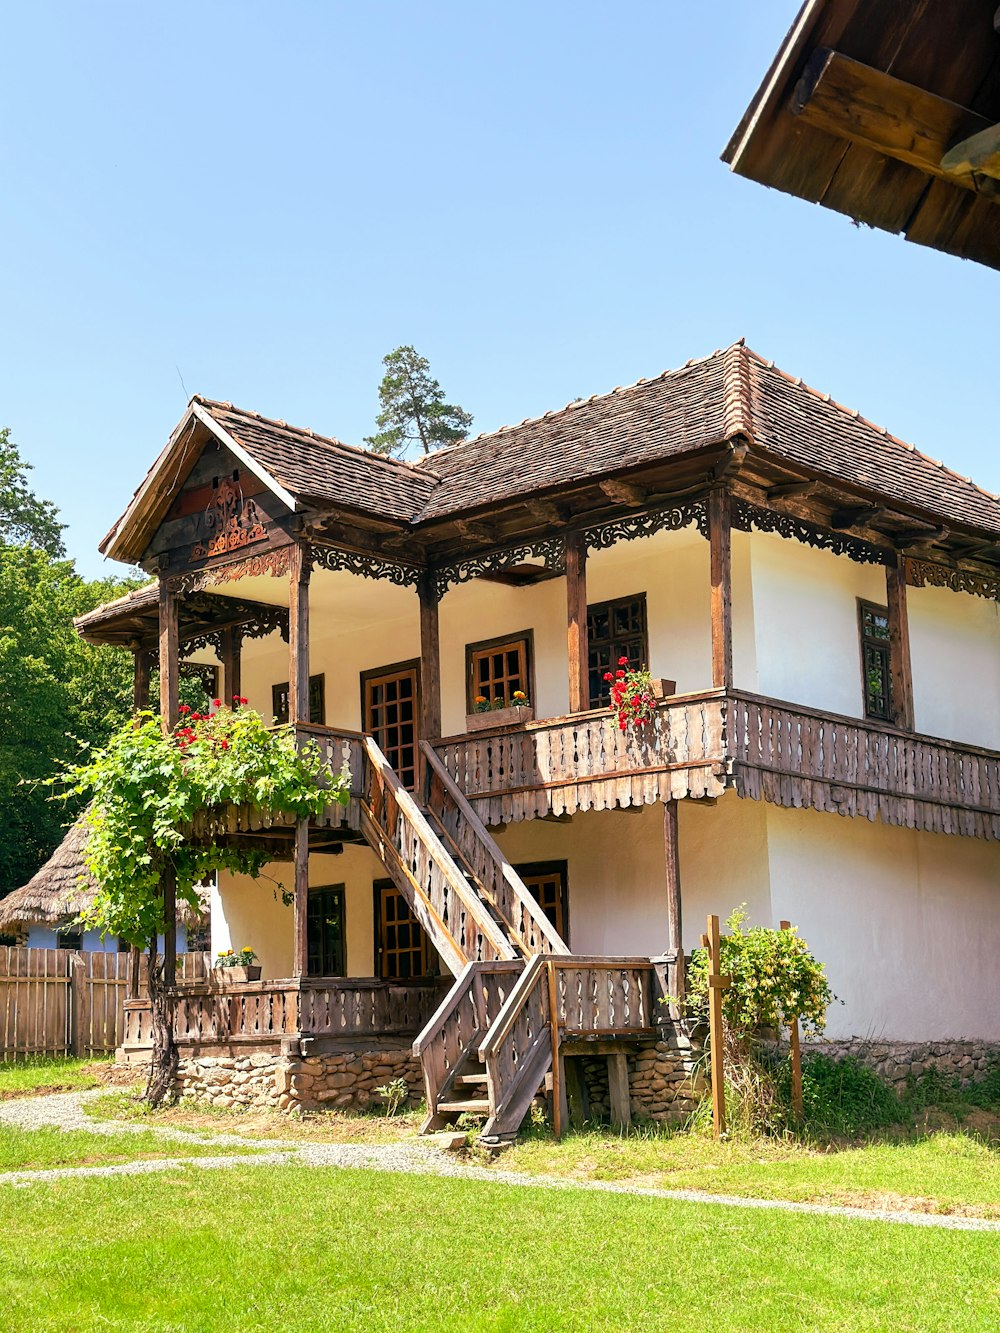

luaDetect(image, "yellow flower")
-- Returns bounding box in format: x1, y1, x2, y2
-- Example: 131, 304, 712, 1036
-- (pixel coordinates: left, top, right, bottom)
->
513, 691, 526, 701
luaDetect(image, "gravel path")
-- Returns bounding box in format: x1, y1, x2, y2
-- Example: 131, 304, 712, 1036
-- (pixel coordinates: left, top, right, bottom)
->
2, 1091, 998, 1234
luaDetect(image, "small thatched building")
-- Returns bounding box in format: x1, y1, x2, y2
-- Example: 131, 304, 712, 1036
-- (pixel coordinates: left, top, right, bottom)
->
0, 821, 209, 951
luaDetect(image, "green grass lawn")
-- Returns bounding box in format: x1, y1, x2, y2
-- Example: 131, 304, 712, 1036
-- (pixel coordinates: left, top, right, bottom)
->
0, 1124, 268, 1172
0, 1164, 997, 1331
0, 1054, 110, 1098
499, 1124, 1000, 1217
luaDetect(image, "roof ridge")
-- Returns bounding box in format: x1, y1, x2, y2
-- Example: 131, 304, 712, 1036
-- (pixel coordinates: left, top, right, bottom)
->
415, 343, 735, 465
721, 338, 754, 440
741, 350, 1000, 505
194, 396, 441, 484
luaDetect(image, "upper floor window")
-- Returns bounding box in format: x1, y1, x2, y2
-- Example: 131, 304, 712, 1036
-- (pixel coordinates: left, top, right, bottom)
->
466, 632, 532, 710
858, 600, 892, 722
272, 674, 326, 726
587, 594, 648, 708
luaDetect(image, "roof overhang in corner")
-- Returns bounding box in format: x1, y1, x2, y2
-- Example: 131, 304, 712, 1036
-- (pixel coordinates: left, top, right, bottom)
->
100, 401, 297, 567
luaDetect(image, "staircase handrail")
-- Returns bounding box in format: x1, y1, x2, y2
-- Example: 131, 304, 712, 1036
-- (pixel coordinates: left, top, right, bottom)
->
477, 953, 549, 1061
420, 740, 570, 956
361, 736, 518, 964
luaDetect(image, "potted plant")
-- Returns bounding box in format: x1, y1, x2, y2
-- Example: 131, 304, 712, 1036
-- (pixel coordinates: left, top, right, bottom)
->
604, 659, 674, 732
213, 947, 261, 982
466, 690, 535, 732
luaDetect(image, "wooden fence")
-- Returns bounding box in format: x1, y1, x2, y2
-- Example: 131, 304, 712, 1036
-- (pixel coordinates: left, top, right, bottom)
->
0, 947, 211, 1059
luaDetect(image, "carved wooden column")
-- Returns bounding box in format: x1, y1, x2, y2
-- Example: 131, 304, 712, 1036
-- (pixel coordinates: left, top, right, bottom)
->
419, 574, 442, 742
709, 490, 733, 690
565, 533, 589, 713
220, 627, 242, 708
886, 554, 914, 732
288, 543, 311, 979
157, 579, 179, 981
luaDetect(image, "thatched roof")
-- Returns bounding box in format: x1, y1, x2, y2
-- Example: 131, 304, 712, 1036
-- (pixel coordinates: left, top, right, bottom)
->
0, 821, 209, 934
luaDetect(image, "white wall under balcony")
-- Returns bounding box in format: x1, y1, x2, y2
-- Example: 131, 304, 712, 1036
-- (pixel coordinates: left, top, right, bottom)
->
908, 582, 1000, 750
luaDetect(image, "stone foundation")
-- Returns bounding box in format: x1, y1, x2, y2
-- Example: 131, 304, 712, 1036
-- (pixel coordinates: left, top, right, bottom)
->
802, 1038, 1000, 1091
171, 1045, 423, 1113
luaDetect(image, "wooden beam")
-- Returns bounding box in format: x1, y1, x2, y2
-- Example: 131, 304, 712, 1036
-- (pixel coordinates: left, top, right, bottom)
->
940, 121, 1000, 184
288, 544, 310, 726
709, 491, 733, 690
711, 441, 748, 483
607, 1052, 631, 1130
766, 479, 818, 501
292, 818, 309, 979
526, 499, 570, 525
599, 479, 647, 507
792, 48, 999, 198
455, 518, 500, 543
158, 580, 179, 730
565, 532, 589, 713
663, 800, 683, 999
418, 577, 442, 742
886, 554, 914, 732
830, 504, 882, 530
220, 627, 242, 707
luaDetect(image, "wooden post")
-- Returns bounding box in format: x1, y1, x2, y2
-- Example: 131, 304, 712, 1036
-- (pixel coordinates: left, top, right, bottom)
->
663, 799, 684, 1002
220, 627, 242, 708
709, 490, 733, 690
565, 533, 589, 713
292, 818, 309, 979
704, 913, 728, 1139
885, 555, 914, 732
419, 576, 442, 742
161, 865, 177, 987
547, 959, 563, 1139
607, 1052, 632, 1130
69, 953, 89, 1057
132, 648, 152, 713
158, 579, 179, 730
288, 544, 311, 726
780, 920, 804, 1121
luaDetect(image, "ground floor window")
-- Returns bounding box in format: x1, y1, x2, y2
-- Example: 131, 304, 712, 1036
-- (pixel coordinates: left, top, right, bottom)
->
515, 861, 569, 943
362, 660, 420, 790
374, 880, 433, 979
56, 928, 83, 951
307, 884, 346, 977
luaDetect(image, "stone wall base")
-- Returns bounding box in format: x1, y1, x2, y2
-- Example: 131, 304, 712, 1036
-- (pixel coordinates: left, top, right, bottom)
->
801, 1038, 1000, 1091
171, 1045, 423, 1113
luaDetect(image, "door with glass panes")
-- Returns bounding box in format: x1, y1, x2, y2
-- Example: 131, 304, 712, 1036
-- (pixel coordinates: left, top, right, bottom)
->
361, 660, 420, 790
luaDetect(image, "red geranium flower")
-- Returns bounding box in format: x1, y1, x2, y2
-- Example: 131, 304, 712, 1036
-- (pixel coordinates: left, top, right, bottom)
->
220, 739, 229, 749
178, 704, 191, 714
213, 698, 222, 708
618, 656, 629, 666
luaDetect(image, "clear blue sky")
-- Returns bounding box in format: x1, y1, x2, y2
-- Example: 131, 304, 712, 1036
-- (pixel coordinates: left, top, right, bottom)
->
2, 2, 997, 578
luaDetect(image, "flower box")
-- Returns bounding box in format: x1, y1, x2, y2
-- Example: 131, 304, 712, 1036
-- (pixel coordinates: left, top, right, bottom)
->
466, 705, 535, 732
650, 679, 676, 700
214, 965, 261, 983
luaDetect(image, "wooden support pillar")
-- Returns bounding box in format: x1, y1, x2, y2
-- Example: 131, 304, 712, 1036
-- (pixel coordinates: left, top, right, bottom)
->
607, 1052, 632, 1130
161, 864, 177, 984
709, 490, 733, 690
158, 579, 179, 730
132, 648, 152, 713
886, 555, 914, 732
418, 575, 442, 742
288, 544, 311, 726
663, 799, 684, 1001
220, 627, 242, 708
293, 818, 309, 979
565, 533, 589, 713
703, 913, 728, 1139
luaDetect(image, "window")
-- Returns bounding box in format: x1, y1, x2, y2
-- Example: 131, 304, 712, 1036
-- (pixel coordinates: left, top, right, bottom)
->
858, 600, 892, 722
516, 861, 569, 943
362, 661, 420, 790
272, 674, 326, 726
374, 881, 433, 979
587, 594, 648, 708
56, 928, 83, 951
466, 631, 532, 711
307, 884, 346, 977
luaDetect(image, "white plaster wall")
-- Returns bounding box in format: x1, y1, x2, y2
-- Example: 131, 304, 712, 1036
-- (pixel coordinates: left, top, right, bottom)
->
765, 803, 1000, 1041
212, 843, 390, 980
749, 532, 887, 718
908, 583, 1000, 750
25, 926, 185, 953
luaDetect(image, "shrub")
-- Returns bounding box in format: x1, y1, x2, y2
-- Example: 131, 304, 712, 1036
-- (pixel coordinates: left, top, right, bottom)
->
788, 1053, 903, 1138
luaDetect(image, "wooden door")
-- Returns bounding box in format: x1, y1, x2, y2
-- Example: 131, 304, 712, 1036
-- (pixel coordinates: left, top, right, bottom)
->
362, 660, 420, 789
374, 880, 433, 979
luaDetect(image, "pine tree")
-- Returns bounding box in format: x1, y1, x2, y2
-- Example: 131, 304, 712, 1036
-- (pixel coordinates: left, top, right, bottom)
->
365, 346, 473, 457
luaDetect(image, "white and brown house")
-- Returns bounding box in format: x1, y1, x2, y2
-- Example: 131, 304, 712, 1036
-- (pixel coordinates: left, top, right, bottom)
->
77, 341, 1000, 1134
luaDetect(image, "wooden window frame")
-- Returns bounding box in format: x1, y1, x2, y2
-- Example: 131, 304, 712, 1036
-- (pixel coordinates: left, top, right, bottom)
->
586, 592, 649, 709
56, 928, 84, 951
858, 599, 893, 723
360, 658, 422, 789
514, 860, 569, 945
372, 878, 436, 980
465, 629, 535, 713
272, 673, 326, 726
307, 882, 346, 978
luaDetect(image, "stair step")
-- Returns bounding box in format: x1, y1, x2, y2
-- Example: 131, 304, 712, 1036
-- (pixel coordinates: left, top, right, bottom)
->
437, 1098, 491, 1115
453, 1073, 488, 1086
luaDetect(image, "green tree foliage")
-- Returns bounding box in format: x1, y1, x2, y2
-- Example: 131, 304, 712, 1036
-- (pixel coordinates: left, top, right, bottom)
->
364, 345, 473, 456
0, 426, 65, 556
0, 548, 143, 899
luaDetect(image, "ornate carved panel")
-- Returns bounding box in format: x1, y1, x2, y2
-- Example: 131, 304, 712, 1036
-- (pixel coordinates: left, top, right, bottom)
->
169, 547, 294, 596
583, 499, 708, 552
732, 499, 888, 567
309, 543, 422, 589
905, 558, 1000, 603
433, 537, 565, 599
189, 471, 266, 561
